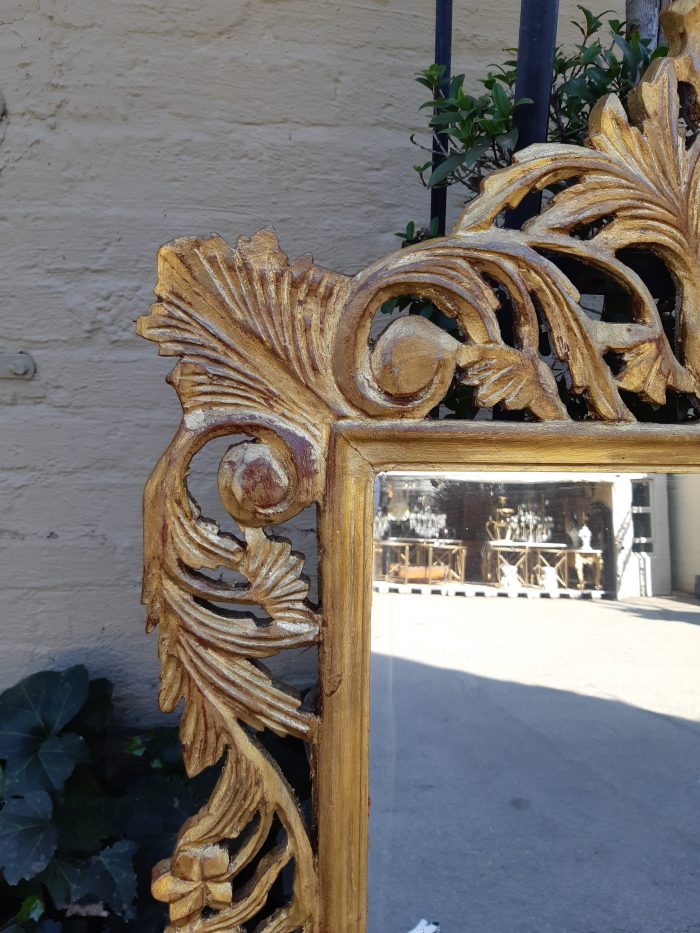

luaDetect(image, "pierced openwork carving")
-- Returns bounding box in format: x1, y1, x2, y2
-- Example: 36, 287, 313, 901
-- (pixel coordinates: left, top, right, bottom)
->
138, 5, 700, 929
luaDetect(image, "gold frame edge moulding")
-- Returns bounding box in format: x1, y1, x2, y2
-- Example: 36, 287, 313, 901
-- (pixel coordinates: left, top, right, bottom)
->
137, 4, 700, 930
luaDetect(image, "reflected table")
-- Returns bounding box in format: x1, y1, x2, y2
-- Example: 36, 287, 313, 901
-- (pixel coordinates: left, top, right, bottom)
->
373, 538, 467, 584
484, 541, 603, 590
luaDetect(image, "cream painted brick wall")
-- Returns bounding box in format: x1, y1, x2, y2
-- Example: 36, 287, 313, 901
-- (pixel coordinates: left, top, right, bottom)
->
0, 0, 624, 721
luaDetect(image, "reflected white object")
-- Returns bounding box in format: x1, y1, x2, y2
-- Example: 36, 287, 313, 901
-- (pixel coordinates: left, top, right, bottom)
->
501, 564, 520, 589
541, 565, 559, 592
374, 511, 390, 540
406, 923, 440, 933
567, 522, 581, 548
579, 523, 593, 551
387, 489, 410, 521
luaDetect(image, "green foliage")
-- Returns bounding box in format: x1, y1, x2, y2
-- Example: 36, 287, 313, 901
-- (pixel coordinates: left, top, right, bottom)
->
412, 60, 526, 194
550, 8, 667, 144
412, 7, 665, 192
0, 666, 218, 932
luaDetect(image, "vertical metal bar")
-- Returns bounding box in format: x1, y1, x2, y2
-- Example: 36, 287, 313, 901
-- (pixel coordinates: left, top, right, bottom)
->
505, 0, 560, 228
430, 0, 453, 236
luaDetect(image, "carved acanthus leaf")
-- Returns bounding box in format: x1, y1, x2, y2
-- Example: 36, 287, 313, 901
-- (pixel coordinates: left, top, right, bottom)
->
138, 230, 355, 431
457, 344, 566, 418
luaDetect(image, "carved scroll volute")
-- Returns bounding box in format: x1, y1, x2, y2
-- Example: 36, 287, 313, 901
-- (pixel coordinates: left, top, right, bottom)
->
333, 247, 497, 418
333, 239, 569, 421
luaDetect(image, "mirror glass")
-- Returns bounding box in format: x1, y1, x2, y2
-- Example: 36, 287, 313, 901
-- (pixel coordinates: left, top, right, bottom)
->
369, 471, 700, 933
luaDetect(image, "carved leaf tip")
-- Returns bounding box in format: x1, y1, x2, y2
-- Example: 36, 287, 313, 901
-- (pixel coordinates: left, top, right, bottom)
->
663, 0, 700, 58
457, 345, 568, 421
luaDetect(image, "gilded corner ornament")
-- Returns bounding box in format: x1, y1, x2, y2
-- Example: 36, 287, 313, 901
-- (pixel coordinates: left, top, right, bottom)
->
138, 4, 700, 929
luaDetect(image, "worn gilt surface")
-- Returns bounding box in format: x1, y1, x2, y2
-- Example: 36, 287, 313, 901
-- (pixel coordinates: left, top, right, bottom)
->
138, 4, 700, 929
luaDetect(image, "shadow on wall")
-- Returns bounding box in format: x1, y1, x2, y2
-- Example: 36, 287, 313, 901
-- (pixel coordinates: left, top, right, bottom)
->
368, 655, 700, 933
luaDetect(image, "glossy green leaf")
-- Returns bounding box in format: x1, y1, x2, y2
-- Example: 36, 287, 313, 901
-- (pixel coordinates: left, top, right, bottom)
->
492, 81, 512, 118
477, 114, 507, 134
496, 128, 518, 154
581, 41, 601, 65
427, 150, 466, 187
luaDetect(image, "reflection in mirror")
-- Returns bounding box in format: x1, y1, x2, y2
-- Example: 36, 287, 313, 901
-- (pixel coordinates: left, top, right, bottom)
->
369, 472, 700, 933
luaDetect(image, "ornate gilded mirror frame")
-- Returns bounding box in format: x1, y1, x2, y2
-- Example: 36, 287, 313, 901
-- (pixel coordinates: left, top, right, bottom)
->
139, 4, 700, 929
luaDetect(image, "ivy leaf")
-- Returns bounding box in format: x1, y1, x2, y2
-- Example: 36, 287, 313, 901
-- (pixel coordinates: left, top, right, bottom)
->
122, 773, 203, 861
36, 736, 88, 790
141, 728, 186, 772
5, 735, 89, 795
0, 667, 89, 759
64, 679, 113, 737
79, 841, 138, 921
122, 767, 220, 864
53, 794, 117, 855
0, 793, 57, 884
39, 855, 85, 908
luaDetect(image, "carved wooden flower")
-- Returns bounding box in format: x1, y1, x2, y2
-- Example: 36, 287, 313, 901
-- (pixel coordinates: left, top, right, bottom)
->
152, 844, 232, 928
